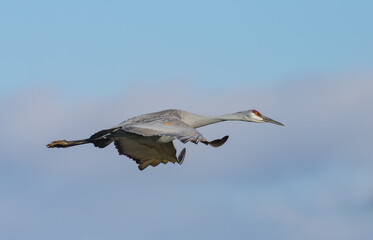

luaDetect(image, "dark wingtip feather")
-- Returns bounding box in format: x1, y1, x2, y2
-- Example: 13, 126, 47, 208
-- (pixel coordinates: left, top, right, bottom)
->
208, 135, 229, 147
177, 148, 186, 165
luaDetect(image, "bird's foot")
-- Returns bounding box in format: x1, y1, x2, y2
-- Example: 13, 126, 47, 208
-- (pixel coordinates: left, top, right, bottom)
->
47, 140, 69, 148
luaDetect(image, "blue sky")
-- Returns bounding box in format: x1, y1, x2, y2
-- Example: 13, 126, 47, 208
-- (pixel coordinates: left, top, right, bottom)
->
1, 0, 372, 97
1, 1, 373, 240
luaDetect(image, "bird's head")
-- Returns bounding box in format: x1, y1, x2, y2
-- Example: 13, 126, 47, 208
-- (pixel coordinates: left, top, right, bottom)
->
243, 109, 284, 126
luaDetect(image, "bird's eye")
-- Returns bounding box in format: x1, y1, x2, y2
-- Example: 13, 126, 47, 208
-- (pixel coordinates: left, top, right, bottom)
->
252, 110, 261, 116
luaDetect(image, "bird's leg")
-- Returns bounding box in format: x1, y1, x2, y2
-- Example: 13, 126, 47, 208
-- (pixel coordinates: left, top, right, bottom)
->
47, 139, 90, 148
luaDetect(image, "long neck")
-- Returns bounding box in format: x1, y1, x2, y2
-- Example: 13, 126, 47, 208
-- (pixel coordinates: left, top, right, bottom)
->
189, 113, 244, 128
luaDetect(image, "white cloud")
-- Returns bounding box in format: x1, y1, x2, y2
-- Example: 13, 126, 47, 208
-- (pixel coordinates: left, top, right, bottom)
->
1, 73, 373, 240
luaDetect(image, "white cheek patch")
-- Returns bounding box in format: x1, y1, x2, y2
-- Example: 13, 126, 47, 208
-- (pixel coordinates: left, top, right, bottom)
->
252, 114, 263, 122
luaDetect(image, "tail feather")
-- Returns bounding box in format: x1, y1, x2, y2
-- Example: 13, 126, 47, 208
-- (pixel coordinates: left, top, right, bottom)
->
93, 139, 113, 148
89, 127, 120, 148
89, 128, 120, 140
47, 139, 90, 148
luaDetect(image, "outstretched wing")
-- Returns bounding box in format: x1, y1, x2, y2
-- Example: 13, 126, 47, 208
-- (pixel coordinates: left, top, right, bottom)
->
113, 132, 186, 170
101, 118, 228, 170
121, 118, 207, 144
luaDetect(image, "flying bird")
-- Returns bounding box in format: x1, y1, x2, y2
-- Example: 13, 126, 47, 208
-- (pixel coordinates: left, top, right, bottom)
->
47, 109, 283, 170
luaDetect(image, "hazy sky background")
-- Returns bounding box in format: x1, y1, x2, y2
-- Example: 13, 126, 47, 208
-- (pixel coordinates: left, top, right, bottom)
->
1, 1, 373, 240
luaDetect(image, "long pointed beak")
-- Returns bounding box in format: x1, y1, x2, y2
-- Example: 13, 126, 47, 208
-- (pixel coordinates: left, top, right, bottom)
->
262, 115, 284, 126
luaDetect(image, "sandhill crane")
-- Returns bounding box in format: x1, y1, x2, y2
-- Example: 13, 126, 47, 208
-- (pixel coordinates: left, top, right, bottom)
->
47, 109, 283, 170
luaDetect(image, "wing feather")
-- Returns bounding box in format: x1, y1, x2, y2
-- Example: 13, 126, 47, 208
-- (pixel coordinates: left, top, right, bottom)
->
113, 132, 180, 170
121, 118, 207, 144
107, 117, 227, 170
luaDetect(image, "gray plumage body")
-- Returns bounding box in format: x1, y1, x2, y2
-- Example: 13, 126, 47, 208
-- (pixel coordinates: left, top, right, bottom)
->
120, 109, 225, 129
47, 109, 283, 170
